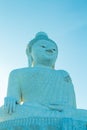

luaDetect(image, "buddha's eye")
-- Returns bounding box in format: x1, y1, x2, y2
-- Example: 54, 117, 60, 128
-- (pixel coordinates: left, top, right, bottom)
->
41, 45, 46, 48
53, 49, 56, 51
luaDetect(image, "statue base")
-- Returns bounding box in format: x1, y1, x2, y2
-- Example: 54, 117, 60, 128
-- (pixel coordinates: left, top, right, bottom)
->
0, 117, 87, 130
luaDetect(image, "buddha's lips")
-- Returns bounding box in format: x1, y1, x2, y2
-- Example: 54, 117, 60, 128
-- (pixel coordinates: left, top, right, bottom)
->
45, 50, 54, 53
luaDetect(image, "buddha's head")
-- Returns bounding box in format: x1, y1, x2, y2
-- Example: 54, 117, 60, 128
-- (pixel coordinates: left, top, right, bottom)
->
26, 32, 58, 68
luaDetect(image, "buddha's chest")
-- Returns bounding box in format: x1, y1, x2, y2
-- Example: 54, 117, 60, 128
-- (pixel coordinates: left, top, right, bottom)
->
20, 69, 61, 94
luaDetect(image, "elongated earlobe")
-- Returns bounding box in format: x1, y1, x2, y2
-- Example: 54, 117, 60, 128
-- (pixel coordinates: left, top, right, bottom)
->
26, 47, 33, 67
28, 55, 33, 67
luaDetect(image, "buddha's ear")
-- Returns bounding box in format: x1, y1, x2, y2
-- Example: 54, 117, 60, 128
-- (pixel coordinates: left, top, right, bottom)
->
26, 47, 33, 67
28, 55, 33, 67
26, 45, 29, 57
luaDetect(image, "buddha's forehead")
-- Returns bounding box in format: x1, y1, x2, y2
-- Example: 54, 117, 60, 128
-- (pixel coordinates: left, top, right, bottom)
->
33, 39, 57, 48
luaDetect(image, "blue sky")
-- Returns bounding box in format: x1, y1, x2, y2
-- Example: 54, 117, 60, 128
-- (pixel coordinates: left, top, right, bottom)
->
0, 0, 87, 109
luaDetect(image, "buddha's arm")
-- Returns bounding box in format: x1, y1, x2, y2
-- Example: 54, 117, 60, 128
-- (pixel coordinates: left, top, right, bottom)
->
62, 70, 76, 108
4, 70, 21, 114
54, 70, 76, 112
48, 70, 76, 112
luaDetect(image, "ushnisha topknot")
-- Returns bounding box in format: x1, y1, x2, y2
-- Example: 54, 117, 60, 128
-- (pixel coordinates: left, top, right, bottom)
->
35, 32, 48, 40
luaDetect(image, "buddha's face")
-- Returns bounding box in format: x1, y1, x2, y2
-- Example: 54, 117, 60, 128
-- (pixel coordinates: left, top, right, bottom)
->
31, 40, 58, 66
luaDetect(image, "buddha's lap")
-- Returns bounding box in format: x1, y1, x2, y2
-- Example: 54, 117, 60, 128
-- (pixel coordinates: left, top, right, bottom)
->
0, 103, 87, 121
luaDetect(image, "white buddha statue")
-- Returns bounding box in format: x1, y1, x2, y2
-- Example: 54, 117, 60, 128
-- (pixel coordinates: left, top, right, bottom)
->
0, 32, 87, 130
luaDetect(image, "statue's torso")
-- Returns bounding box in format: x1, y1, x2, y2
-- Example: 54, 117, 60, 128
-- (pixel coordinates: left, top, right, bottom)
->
12, 67, 76, 108
20, 67, 62, 104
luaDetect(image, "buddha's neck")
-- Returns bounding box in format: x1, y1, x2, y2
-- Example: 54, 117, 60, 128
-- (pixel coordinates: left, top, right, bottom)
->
33, 63, 54, 69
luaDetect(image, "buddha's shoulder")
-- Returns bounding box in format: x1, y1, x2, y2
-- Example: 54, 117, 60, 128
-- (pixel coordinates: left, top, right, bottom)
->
56, 69, 69, 74
9, 67, 34, 76
56, 69, 72, 82
56, 69, 70, 77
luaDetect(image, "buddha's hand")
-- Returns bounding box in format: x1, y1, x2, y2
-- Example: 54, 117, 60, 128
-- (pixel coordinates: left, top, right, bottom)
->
4, 97, 17, 114
57, 105, 63, 112
48, 104, 63, 112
